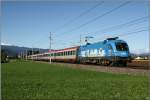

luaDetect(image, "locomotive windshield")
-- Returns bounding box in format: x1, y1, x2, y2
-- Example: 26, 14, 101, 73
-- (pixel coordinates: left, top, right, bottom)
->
116, 42, 128, 51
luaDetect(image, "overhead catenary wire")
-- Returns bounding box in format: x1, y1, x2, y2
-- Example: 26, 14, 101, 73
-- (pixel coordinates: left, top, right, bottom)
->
91, 16, 149, 34
88, 23, 147, 40
66, 28, 149, 48
54, 15, 148, 45
53, 1, 132, 46
61, 1, 131, 35
96, 28, 150, 42
117, 29, 150, 37
52, 1, 149, 50
53, 1, 104, 33
55, 28, 149, 49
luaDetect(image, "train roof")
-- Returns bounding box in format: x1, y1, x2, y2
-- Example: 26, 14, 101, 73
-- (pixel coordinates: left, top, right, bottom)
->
80, 38, 127, 49
49, 46, 79, 53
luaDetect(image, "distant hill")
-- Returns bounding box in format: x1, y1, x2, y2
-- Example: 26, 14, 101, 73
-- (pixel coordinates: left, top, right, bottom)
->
1, 45, 49, 57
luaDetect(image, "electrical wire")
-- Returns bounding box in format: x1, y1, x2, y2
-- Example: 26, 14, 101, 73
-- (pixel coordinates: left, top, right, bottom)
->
62, 1, 131, 34
53, 1, 104, 33
92, 16, 149, 34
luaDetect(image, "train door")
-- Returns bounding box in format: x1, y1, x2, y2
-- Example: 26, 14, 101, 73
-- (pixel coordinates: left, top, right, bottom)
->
107, 44, 113, 56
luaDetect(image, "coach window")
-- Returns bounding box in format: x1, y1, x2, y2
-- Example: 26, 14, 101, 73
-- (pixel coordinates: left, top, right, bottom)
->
64, 52, 66, 56
63, 52, 65, 56
66, 51, 68, 56
64, 51, 66, 56
68, 51, 70, 55
55, 53, 57, 56
70, 51, 72, 55
72, 51, 74, 55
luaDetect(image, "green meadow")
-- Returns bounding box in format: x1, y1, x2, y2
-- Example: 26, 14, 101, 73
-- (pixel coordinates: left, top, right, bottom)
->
1, 60, 150, 100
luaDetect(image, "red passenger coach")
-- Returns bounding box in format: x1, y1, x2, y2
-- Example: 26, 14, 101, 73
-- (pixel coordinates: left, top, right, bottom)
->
50, 46, 79, 63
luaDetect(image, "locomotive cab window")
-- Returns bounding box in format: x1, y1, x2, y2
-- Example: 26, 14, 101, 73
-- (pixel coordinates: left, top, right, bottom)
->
116, 43, 128, 51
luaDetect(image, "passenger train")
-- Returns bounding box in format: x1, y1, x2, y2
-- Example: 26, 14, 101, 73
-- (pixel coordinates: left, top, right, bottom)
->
28, 37, 131, 66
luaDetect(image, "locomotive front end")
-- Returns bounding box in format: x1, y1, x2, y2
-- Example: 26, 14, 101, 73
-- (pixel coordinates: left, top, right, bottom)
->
112, 40, 131, 66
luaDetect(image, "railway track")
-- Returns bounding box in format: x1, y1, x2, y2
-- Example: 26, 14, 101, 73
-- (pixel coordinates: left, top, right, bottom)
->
53, 62, 149, 76
127, 60, 150, 70
35, 60, 149, 76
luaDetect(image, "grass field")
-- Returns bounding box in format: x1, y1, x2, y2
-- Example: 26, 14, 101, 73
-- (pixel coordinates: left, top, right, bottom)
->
2, 60, 150, 100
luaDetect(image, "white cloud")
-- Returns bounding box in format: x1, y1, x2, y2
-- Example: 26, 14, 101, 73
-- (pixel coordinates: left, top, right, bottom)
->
1, 42, 12, 46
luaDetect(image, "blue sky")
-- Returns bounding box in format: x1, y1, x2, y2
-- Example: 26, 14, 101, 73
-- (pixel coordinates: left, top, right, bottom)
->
1, 1, 149, 53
